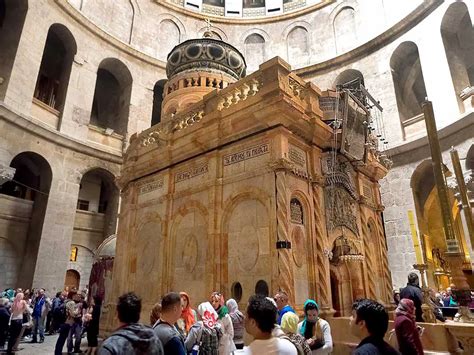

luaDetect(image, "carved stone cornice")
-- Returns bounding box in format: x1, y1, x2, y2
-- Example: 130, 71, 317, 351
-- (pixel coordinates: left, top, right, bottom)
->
0, 165, 15, 186
268, 158, 294, 172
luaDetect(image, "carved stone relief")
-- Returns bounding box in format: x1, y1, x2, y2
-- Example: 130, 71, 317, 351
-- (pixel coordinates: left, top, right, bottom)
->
325, 187, 359, 236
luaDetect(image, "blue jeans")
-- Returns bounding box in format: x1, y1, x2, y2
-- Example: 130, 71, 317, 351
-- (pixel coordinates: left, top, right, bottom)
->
32, 316, 45, 341
67, 322, 82, 353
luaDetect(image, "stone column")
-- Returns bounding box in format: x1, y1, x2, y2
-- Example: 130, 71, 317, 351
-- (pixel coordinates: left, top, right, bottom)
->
272, 159, 295, 305
32, 175, 80, 293
311, 177, 334, 315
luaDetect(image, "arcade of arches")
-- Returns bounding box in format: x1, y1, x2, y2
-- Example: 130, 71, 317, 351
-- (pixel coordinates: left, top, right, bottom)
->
0, 0, 474, 351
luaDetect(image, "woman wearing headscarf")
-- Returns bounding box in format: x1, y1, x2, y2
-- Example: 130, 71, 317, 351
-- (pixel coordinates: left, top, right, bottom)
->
185, 302, 222, 355
7, 292, 29, 354
210, 292, 235, 354
297, 300, 333, 355
394, 298, 424, 355
281, 312, 311, 355
226, 299, 244, 350
177, 292, 197, 338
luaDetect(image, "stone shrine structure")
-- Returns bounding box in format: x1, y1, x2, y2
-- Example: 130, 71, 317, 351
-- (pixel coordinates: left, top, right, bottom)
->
103, 33, 394, 332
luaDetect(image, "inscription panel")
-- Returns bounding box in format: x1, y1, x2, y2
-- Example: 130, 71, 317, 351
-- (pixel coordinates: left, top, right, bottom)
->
288, 145, 306, 168
175, 164, 209, 183
137, 176, 166, 204
223, 143, 269, 166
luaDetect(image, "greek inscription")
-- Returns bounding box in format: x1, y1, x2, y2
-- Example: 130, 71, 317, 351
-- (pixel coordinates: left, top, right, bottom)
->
288, 146, 306, 167
138, 179, 164, 195
175, 164, 209, 183
223, 143, 269, 166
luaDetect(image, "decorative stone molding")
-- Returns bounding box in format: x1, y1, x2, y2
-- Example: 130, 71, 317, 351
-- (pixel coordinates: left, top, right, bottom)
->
217, 77, 262, 111
0, 165, 15, 186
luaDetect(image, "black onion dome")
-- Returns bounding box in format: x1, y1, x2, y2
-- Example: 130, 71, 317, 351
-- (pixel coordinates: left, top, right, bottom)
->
166, 38, 247, 80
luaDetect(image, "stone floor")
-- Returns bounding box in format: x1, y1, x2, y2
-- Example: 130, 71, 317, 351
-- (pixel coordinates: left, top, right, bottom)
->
0, 334, 90, 355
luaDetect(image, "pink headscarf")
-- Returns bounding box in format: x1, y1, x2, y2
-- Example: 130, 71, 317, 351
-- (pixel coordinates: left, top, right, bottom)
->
198, 302, 219, 329
396, 298, 415, 320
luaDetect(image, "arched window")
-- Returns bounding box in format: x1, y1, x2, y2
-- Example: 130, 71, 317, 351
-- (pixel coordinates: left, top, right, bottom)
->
244, 34, 265, 72
231, 282, 243, 302
0, 152, 52, 288
77, 168, 119, 238
90, 58, 132, 136
0, 0, 28, 100
334, 69, 365, 89
33, 24, 77, 113
151, 80, 167, 126
333, 7, 357, 54
159, 20, 180, 60
441, 2, 474, 113
70, 246, 78, 262
287, 26, 310, 68
390, 42, 427, 133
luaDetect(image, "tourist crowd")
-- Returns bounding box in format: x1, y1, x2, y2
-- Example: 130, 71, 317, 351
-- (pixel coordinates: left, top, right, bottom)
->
0, 287, 101, 355
5, 271, 472, 354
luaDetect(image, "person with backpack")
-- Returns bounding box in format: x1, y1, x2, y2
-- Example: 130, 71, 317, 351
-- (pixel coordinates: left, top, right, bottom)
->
54, 291, 80, 355
297, 300, 333, 354
99, 292, 163, 355
185, 302, 222, 355
210, 292, 235, 354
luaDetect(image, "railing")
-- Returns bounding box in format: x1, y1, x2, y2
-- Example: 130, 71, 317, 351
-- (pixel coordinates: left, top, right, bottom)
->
138, 58, 322, 149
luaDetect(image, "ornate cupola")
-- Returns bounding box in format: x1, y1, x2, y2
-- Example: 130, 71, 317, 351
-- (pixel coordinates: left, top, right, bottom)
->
161, 23, 246, 120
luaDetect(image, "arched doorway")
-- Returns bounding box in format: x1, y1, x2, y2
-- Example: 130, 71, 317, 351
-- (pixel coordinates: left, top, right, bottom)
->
0, 152, 52, 289
71, 168, 119, 291
65, 269, 80, 291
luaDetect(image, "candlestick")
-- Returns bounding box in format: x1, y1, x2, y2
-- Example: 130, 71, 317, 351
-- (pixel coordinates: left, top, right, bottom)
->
408, 210, 423, 265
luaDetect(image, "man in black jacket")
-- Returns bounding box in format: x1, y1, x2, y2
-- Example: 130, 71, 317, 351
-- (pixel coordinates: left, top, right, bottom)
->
99, 292, 164, 355
350, 299, 400, 355
400, 272, 424, 322
0, 298, 10, 350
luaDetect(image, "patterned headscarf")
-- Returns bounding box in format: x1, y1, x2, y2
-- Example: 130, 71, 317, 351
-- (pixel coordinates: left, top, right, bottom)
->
281, 312, 300, 334
198, 302, 219, 329
396, 298, 415, 320
299, 299, 319, 337
211, 292, 228, 319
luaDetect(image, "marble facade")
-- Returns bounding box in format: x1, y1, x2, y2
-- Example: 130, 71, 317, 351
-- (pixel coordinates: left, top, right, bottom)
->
103, 56, 393, 332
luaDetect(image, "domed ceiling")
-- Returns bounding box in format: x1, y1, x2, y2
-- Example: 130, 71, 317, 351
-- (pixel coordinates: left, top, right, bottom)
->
166, 0, 329, 19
